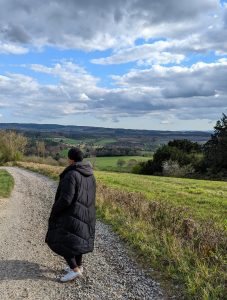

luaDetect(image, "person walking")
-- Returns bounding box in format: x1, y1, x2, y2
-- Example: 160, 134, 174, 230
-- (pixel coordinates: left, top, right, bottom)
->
45, 147, 96, 282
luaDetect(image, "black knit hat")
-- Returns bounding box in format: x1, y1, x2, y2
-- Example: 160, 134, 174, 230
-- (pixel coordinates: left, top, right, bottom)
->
68, 147, 84, 162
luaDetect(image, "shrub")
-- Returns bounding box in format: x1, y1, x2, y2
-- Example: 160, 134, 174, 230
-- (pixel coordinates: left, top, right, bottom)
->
22, 155, 59, 166
116, 158, 126, 168
0, 130, 27, 163
58, 158, 68, 166
162, 160, 195, 177
133, 140, 202, 176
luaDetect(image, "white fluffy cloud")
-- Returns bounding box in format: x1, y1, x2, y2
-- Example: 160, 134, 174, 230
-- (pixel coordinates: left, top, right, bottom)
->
0, 60, 226, 122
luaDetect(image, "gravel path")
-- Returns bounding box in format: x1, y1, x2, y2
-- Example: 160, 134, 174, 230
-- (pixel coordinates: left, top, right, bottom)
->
0, 167, 166, 300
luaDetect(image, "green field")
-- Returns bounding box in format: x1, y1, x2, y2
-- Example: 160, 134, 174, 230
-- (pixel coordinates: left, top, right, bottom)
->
0, 170, 14, 198
88, 156, 151, 171
16, 161, 227, 299
58, 154, 151, 172
51, 137, 117, 146
59, 138, 81, 145
93, 138, 117, 146
96, 171, 227, 227
49, 137, 81, 145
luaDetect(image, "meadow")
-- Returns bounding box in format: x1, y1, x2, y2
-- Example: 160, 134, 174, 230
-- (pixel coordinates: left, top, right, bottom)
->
0, 170, 14, 198
50, 137, 117, 147
57, 154, 151, 172
88, 156, 150, 171
15, 161, 227, 299
96, 171, 227, 228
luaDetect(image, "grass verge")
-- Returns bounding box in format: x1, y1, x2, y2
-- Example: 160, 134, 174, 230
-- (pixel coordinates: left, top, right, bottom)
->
0, 169, 14, 198
15, 161, 227, 299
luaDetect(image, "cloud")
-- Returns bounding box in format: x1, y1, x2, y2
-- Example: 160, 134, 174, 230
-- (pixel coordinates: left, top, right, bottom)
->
0, 0, 220, 51
91, 41, 185, 65
0, 59, 226, 123
112, 59, 227, 96
89, 4, 227, 65
0, 62, 103, 120
91, 5, 227, 66
0, 42, 28, 54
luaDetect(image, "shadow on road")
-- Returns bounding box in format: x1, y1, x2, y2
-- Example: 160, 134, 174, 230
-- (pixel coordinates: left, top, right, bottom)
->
0, 260, 57, 282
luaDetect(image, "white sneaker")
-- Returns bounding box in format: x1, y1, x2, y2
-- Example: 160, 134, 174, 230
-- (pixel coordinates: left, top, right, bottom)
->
63, 265, 83, 273
60, 270, 82, 282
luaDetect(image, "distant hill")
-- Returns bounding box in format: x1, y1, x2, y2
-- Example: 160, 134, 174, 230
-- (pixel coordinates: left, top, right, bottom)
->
0, 123, 211, 142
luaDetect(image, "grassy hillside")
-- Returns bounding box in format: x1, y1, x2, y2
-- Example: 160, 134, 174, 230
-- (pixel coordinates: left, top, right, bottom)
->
57, 154, 151, 172
96, 171, 227, 228
16, 161, 227, 299
0, 170, 14, 198
88, 156, 151, 172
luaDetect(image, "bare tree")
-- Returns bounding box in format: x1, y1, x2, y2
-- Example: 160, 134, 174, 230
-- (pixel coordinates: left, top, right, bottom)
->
36, 141, 46, 158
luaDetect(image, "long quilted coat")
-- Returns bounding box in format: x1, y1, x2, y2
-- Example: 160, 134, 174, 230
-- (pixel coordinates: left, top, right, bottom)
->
45, 161, 96, 257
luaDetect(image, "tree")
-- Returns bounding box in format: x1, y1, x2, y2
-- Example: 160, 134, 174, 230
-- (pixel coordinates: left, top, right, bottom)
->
127, 159, 138, 168
36, 140, 46, 158
152, 144, 191, 172
0, 130, 27, 162
204, 113, 227, 172
134, 139, 201, 176
117, 158, 126, 168
168, 139, 201, 153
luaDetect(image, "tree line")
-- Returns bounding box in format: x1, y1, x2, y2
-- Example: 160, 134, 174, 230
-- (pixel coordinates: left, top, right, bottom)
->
133, 114, 227, 179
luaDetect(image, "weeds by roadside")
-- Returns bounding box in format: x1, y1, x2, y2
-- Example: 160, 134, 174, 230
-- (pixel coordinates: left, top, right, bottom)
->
0, 170, 14, 198
97, 184, 226, 299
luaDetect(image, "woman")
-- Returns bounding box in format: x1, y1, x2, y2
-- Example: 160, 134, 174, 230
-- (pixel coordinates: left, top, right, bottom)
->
45, 148, 96, 282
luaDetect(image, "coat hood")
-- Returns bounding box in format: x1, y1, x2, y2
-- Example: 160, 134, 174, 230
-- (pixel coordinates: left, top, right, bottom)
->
73, 161, 94, 176
60, 161, 94, 178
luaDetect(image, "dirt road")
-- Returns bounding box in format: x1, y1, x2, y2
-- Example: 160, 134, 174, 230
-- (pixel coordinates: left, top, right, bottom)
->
0, 167, 165, 300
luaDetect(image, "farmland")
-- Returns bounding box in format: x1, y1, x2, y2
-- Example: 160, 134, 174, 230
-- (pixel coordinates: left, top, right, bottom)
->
88, 156, 151, 171
0, 123, 211, 160
49, 137, 117, 147
57, 153, 152, 172
16, 161, 227, 299
96, 171, 227, 227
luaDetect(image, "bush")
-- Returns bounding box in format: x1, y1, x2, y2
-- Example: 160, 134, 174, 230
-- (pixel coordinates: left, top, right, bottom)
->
22, 155, 59, 166
162, 160, 195, 177
133, 159, 156, 175
0, 130, 27, 163
133, 140, 202, 176
58, 158, 68, 166
116, 158, 126, 168
126, 159, 138, 171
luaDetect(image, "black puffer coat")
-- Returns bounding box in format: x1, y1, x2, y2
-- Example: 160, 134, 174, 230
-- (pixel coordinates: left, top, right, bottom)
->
45, 161, 96, 257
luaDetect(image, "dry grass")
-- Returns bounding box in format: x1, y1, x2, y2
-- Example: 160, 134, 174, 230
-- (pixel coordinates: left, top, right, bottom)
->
97, 184, 226, 256
15, 161, 63, 180
97, 184, 226, 299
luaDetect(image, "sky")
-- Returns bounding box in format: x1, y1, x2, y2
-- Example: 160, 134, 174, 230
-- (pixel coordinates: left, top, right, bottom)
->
0, 0, 227, 131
